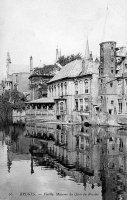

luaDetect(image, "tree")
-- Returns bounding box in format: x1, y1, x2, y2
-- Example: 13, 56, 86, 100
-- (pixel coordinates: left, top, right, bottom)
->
57, 53, 82, 66
10, 88, 26, 111
0, 93, 12, 124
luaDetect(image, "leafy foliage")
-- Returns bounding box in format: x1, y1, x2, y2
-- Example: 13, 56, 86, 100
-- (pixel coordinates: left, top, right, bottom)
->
10, 88, 26, 111
57, 53, 82, 66
0, 92, 12, 124
0, 88, 26, 124
31, 64, 60, 76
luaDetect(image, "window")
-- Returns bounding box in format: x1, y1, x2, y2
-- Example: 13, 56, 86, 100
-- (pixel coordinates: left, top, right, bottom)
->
75, 81, 78, 95
84, 98, 89, 111
16, 74, 18, 83
60, 102, 64, 112
111, 69, 113, 74
80, 99, 83, 111
100, 96, 103, 103
61, 83, 63, 96
85, 88, 88, 93
125, 79, 127, 86
110, 83, 113, 87
75, 99, 78, 111
100, 68, 104, 75
109, 109, 112, 115
37, 104, 41, 109
84, 79, 89, 93
54, 85, 56, 96
51, 86, 53, 96
85, 98, 88, 103
111, 100, 114, 105
64, 82, 67, 95
58, 84, 60, 96
118, 79, 122, 85
118, 99, 122, 114
125, 64, 127, 69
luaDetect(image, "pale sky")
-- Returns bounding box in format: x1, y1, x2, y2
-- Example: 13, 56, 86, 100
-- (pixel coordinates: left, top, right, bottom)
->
0, 0, 127, 79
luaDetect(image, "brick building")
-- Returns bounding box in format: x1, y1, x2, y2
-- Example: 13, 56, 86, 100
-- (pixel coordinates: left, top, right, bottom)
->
98, 41, 127, 124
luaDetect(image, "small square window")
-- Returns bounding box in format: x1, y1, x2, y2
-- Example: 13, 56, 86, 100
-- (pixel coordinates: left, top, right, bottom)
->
110, 83, 113, 87
85, 89, 88, 93
111, 100, 114, 104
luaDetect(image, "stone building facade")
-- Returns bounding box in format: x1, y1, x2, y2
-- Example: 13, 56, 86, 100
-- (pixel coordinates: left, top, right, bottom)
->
98, 41, 127, 125
47, 43, 99, 123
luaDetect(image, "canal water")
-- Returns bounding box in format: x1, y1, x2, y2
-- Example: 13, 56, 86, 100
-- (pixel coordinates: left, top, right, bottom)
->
0, 123, 127, 200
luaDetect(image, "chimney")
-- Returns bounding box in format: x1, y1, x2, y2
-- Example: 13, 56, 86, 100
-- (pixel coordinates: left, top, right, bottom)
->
89, 51, 93, 61
30, 56, 33, 74
85, 38, 90, 60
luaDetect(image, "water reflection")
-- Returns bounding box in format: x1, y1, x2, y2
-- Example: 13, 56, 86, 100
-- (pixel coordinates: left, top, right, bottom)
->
25, 123, 127, 200
0, 123, 127, 199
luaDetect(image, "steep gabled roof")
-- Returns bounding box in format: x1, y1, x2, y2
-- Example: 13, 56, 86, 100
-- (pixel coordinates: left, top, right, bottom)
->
48, 60, 82, 83
48, 59, 99, 84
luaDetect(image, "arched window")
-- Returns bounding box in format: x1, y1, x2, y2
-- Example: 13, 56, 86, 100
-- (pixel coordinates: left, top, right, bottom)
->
58, 84, 60, 96
61, 83, 63, 96
84, 79, 89, 93
54, 85, 56, 96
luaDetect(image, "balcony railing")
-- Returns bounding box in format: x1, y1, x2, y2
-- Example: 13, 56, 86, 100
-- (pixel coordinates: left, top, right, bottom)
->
26, 109, 55, 116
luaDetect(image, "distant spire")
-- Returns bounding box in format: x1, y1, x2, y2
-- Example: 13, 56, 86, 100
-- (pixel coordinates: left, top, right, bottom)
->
59, 49, 62, 58
30, 56, 33, 74
85, 37, 90, 60
101, 5, 109, 42
6, 52, 11, 78
6, 52, 11, 64
56, 45, 59, 62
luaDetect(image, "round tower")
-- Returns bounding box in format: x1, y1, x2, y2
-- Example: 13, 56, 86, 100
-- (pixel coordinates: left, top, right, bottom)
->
99, 41, 116, 77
